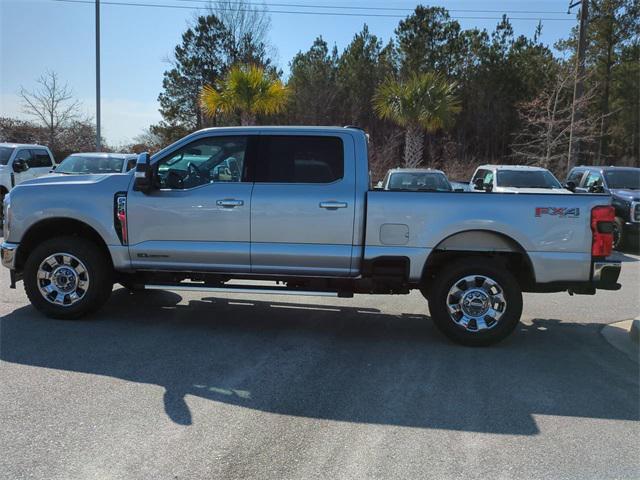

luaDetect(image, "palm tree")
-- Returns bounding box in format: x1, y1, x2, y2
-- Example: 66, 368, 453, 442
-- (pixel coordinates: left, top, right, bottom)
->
373, 72, 461, 168
201, 64, 288, 126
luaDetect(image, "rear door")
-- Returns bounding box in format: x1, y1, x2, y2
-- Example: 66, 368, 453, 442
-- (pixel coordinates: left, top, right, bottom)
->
250, 132, 356, 276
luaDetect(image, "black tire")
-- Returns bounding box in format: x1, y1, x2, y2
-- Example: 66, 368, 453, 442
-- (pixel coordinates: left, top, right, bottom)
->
612, 217, 624, 250
24, 236, 113, 319
426, 258, 523, 346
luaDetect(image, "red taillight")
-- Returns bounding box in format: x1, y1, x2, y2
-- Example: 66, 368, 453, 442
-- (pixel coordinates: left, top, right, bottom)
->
115, 194, 128, 245
591, 205, 614, 257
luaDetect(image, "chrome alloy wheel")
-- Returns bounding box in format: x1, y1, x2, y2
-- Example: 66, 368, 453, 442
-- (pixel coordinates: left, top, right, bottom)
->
446, 275, 507, 332
37, 253, 90, 306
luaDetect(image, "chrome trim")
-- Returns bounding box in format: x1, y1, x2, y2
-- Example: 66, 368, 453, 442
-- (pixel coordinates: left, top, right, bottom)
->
446, 274, 506, 332
631, 201, 640, 223
1, 241, 19, 270
145, 283, 339, 297
592, 261, 621, 282
36, 253, 90, 306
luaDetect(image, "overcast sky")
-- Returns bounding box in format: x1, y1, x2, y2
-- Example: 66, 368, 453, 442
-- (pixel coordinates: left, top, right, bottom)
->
0, 0, 577, 146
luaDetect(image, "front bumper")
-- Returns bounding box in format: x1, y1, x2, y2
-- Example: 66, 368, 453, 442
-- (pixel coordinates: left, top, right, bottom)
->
623, 221, 640, 235
1, 241, 18, 270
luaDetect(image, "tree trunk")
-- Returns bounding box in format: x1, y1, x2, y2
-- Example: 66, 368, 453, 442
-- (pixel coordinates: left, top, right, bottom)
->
404, 125, 423, 168
240, 111, 256, 126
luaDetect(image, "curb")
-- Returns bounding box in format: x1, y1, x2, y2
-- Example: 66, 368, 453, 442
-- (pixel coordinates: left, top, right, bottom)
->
601, 318, 640, 362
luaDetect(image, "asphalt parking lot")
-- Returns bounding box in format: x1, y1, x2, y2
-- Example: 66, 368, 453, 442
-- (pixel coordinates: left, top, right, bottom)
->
1, 252, 639, 480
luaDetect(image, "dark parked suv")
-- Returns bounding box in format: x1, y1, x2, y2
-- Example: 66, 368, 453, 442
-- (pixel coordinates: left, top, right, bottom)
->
566, 166, 640, 249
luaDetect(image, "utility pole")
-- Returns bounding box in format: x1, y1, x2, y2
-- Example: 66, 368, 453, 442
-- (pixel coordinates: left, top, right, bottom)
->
567, 0, 589, 171
95, 0, 101, 151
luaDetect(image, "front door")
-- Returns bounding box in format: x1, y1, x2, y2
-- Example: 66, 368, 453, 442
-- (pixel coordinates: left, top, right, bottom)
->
11, 149, 34, 186
126, 134, 254, 272
250, 133, 356, 276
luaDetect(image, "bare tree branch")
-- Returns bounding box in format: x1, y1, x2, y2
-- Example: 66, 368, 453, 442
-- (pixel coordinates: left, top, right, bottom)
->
19, 71, 81, 151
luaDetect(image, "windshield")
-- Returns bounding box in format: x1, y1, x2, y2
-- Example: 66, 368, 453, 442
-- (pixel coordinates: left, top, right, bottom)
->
56, 155, 125, 174
0, 147, 15, 165
496, 170, 562, 189
604, 170, 640, 190
387, 172, 452, 191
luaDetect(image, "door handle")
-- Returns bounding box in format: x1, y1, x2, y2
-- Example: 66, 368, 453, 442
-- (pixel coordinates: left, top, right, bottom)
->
319, 201, 348, 209
217, 199, 244, 207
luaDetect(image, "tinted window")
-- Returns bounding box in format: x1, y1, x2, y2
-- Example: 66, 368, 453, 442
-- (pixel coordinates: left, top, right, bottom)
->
31, 149, 53, 168
126, 159, 137, 171
156, 136, 248, 189
584, 171, 603, 188
567, 169, 585, 185
14, 149, 33, 167
472, 169, 487, 182
0, 147, 14, 165
255, 136, 343, 183
56, 155, 124, 174
603, 170, 640, 190
496, 170, 562, 189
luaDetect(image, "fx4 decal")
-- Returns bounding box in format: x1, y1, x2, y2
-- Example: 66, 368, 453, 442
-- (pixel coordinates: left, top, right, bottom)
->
535, 207, 580, 218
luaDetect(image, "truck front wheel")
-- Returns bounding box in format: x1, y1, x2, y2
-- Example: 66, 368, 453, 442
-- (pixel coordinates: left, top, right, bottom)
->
24, 236, 113, 319
426, 258, 523, 346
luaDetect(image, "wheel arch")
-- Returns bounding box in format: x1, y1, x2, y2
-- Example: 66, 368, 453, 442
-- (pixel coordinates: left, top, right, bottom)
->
421, 230, 536, 293
15, 217, 113, 272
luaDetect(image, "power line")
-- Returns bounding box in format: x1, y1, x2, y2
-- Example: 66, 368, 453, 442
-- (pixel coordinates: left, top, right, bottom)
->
51, 0, 576, 20
170, 0, 570, 15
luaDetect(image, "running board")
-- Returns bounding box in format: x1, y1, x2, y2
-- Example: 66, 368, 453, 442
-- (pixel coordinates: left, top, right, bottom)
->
144, 283, 352, 297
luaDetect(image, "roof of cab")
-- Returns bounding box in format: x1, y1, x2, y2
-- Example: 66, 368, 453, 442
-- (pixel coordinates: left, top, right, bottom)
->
0, 142, 50, 149
68, 152, 136, 159
477, 164, 550, 172
387, 168, 446, 175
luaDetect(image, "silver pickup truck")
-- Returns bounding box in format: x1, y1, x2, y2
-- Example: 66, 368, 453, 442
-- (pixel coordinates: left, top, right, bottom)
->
1, 127, 622, 345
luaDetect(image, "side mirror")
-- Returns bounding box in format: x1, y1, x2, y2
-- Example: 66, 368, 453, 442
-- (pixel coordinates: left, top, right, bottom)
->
133, 152, 154, 193
13, 159, 28, 173
564, 181, 576, 192
473, 178, 485, 190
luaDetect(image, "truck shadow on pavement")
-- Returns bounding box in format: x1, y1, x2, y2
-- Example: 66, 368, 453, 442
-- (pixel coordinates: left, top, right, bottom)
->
2, 288, 638, 435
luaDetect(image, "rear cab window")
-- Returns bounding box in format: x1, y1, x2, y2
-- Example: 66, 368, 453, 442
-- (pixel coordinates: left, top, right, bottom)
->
254, 136, 344, 184
31, 149, 53, 168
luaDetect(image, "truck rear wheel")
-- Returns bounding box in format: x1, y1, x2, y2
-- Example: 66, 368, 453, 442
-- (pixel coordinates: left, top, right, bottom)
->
24, 236, 113, 319
426, 258, 523, 346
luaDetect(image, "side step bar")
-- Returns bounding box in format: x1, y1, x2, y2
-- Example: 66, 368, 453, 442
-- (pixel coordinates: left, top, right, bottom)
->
144, 283, 352, 298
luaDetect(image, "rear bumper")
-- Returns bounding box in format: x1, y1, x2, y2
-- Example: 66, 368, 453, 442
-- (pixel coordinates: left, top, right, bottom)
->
592, 260, 622, 287
529, 259, 621, 294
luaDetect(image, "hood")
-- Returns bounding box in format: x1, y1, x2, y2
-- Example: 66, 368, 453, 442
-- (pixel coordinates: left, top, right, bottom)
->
610, 188, 640, 202
494, 186, 573, 194
18, 173, 115, 187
